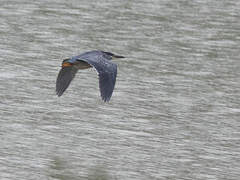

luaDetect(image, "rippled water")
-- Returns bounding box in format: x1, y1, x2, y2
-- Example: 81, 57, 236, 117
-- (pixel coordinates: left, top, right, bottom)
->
0, 0, 239, 179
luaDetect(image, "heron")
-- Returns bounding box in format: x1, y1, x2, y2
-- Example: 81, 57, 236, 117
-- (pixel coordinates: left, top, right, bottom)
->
56, 50, 125, 102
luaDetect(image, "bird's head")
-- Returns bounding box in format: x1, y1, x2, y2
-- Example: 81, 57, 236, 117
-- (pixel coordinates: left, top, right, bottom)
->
61, 59, 73, 67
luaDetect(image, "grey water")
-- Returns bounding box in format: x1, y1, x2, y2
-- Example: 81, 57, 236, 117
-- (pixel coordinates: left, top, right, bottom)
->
0, 0, 239, 179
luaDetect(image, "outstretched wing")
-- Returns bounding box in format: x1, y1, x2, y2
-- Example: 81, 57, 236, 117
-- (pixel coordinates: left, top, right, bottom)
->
76, 52, 117, 102
56, 66, 78, 97
97, 62, 117, 102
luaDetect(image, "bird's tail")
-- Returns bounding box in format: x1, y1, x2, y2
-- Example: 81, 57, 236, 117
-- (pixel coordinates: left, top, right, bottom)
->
112, 54, 125, 58
102, 51, 125, 58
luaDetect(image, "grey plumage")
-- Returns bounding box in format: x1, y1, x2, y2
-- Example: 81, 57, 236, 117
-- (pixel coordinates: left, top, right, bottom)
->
56, 50, 124, 102
56, 66, 78, 97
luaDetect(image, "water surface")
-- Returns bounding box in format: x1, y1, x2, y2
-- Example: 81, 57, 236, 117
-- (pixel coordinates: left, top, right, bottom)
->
0, 0, 239, 179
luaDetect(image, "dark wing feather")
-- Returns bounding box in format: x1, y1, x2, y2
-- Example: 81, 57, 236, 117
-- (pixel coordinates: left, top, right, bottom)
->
56, 66, 78, 97
98, 63, 117, 102
77, 52, 117, 102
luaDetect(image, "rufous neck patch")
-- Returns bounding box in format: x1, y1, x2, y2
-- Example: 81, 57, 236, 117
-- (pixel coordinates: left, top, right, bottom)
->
62, 62, 72, 67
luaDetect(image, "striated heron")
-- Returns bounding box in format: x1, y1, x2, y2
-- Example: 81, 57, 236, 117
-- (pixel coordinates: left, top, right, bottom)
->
56, 50, 125, 102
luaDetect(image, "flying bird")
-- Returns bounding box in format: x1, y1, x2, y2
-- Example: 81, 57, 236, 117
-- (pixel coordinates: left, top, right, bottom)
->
56, 50, 125, 102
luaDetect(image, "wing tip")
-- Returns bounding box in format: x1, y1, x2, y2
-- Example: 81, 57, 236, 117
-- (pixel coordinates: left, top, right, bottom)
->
100, 92, 112, 102
102, 97, 111, 102
56, 91, 62, 97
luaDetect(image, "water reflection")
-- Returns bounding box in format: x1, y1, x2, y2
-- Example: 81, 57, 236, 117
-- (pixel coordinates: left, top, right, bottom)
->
48, 157, 77, 180
87, 166, 110, 180
48, 156, 111, 180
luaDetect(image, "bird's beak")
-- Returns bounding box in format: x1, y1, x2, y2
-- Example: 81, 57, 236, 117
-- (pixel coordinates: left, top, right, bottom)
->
112, 55, 125, 59
62, 62, 73, 67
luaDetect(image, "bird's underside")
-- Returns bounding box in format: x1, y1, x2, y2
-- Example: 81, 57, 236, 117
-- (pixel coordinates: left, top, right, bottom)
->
74, 60, 92, 69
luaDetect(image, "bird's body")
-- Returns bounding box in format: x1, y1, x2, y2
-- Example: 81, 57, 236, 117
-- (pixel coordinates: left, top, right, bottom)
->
74, 60, 92, 69
56, 50, 124, 102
